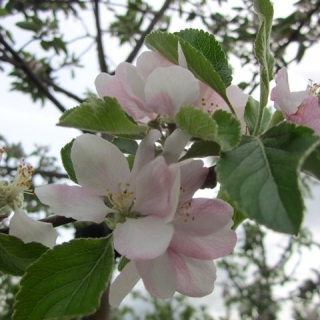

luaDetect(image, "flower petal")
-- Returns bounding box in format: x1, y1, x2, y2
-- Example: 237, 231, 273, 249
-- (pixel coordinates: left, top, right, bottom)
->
168, 249, 217, 297
135, 253, 177, 299
71, 134, 130, 195
130, 129, 161, 181
145, 66, 199, 117
95, 73, 112, 98
109, 261, 141, 308
161, 129, 191, 165
9, 208, 57, 248
133, 157, 180, 221
113, 216, 174, 260
179, 160, 208, 204
35, 185, 111, 223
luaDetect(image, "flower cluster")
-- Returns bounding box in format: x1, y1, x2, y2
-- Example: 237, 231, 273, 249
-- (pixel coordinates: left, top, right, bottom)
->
0, 147, 57, 248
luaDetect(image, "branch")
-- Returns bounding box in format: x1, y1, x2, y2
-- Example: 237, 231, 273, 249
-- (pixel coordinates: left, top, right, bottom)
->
93, 0, 108, 73
125, 0, 174, 63
0, 32, 67, 113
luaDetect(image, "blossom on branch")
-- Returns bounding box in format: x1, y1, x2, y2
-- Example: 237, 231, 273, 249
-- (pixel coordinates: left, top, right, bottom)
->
0, 147, 57, 248
109, 159, 237, 307
271, 67, 320, 134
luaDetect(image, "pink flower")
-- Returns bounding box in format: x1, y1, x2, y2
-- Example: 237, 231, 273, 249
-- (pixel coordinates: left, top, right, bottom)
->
109, 160, 237, 307
95, 49, 248, 129
36, 130, 192, 260
271, 67, 320, 134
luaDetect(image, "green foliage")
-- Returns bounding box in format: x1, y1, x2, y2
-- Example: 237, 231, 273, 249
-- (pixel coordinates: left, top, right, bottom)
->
118, 256, 131, 271
302, 146, 320, 180
60, 139, 78, 184
179, 140, 220, 161
14, 237, 114, 320
0, 234, 48, 276
58, 97, 148, 137
112, 137, 138, 155
216, 122, 320, 234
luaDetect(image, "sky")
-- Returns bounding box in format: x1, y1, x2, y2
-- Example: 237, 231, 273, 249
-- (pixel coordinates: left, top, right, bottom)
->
1, 0, 320, 318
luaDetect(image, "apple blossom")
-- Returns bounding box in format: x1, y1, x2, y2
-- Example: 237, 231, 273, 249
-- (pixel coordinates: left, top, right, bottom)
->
271, 67, 320, 135
95, 48, 248, 129
109, 159, 237, 307
0, 148, 57, 248
36, 130, 193, 260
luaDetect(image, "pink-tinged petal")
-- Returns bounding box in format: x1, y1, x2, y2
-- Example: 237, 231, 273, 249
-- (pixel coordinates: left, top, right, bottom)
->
113, 216, 174, 260
179, 160, 208, 204
135, 253, 177, 299
171, 219, 236, 260
161, 129, 191, 165
226, 85, 248, 127
168, 249, 217, 297
136, 51, 172, 79
271, 67, 308, 117
178, 42, 188, 68
9, 208, 57, 248
289, 96, 320, 134
145, 66, 199, 117
35, 185, 111, 223
71, 134, 130, 195
130, 129, 161, 181
133, 157, 180, 220
95, 73, 112, 98
109, 262, 141, 308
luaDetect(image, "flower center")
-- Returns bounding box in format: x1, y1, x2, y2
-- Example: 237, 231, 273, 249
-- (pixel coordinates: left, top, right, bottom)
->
307, 80, 320, 100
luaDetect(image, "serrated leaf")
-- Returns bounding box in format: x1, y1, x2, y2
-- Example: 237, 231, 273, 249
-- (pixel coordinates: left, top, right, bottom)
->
60, 139, 77, 183
213, 110, 241, 151
244, 96, 272, 134
58, 97, 147, 138
112, 137, 138, 155
175, 29, 232, 87
253, 0, 275, 113
145, 31, 233, 112
118, 256, 130, 271
180, 140, 220, 161
216, 122, 320, 234
0, 234, 48, 276
14, 237, 114, 320
175, 105, 217, 140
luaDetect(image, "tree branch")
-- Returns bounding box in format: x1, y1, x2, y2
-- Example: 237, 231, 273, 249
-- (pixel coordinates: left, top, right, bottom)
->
93, 0, 108, 73
0, 32, 67, 113
125, 0, 174, 63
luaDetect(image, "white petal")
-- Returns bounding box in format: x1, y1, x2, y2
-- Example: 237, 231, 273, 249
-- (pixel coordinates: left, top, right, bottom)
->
130, 129, 161, 181
109, 262, 141, 308
161, 129, 191, 164
35, 185, 112, 223
95, 73, 112, 98
178, 42, 188, 68
145, 66, 199, 117
71, 134, 130, 195
113, 216, 174, 260
135, 253, 177, 299
9, 208, 57, 248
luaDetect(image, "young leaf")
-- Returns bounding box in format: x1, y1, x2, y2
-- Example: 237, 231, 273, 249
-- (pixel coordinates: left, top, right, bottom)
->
16, 21, 41, 32
212, 110, 241, 151
145, 31, 234, 113
58, 97, 147, 138
216, 122, 320, 234
0, 234, 48, 276
175, 105, 217, 140
60, 139, 77, 183
175, 29, 232, 87
14, 237, 114, 320
179, 140, 220, 161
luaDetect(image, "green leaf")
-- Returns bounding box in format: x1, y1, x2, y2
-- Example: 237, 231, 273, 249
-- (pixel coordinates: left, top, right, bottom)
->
212, 110, 241, 151
16, 21, 41, 32
14, 237, 114, 320
118, 256, 130, 271
302, 146, 320, 180
253, 0, 275, 133
58, 97, 147, 138
244, 96, 272, 134
60, 139, 78, 183
126, 154, 135, 170
175, 29, 232, 87
145, 31, 234, 113
216, 122, 320, 234
175, 105, 217, 140
0, 234, 48, 276
180, 140, 220, 161
112, 137, 138, 155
